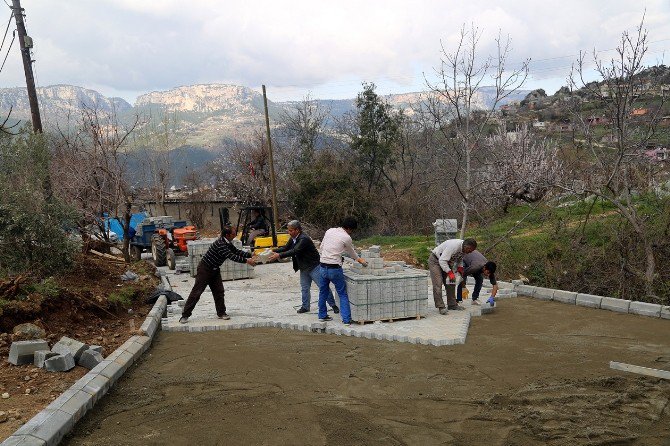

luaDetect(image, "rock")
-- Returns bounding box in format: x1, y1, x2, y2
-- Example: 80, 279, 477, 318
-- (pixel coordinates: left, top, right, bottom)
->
44, 352, 76, 372
25, 388, 31, 395
78, 349, 104, 370
8, 340, 49, 365
51, 336, 87, 361
121, 270, 139, 281
1, 393, 9, 399
88, 345, 104, 355
12, 323, 46, 341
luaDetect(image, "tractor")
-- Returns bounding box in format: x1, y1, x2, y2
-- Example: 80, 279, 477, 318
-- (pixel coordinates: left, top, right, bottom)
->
129, 216, 199, 268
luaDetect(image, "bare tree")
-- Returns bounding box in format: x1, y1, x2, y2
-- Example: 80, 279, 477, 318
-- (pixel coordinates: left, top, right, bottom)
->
561, 18, 666, 301
278, 93, 329, 166
425, 24, 529, 237
51, 105, 140, 261
478, 124, 564, 212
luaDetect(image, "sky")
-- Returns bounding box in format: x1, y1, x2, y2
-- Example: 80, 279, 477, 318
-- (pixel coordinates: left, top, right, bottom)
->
0, 0, 668, 104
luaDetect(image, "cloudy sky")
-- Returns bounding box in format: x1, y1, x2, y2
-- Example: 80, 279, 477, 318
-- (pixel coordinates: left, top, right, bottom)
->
0, 0, 668, 103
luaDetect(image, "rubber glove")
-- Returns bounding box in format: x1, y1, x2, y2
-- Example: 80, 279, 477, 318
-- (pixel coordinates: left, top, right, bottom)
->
447, 270, 455, 281
457, 266, 464, 275
486, 296, 495, 307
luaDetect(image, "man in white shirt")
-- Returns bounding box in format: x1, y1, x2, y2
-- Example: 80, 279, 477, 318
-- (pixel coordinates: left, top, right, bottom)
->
318, 217, 367, 324
428, 238, 477, 314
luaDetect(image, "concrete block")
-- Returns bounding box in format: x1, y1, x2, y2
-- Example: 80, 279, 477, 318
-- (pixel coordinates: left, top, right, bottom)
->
8, 340, 49, 366
80, 374, 111, 403
12, 408, 73, 446
51, 336, 87, 362
628, 301, 662, 318
481, 305, 495, 314
533, 287, 555, 301
598, 296, 630, 313
576, 293, 603, 309
78, 349, 104, 370
33, 350, 58, 368
1, 435, 47, 446
310, 322, 326, 333
96, 361, 125, 383
662, 306, 670, 320
47, 388, 93, 422
516, 285, 536, 297
88, 345, 104, 355
553, 289, 577, 304
44, 352, 76, 372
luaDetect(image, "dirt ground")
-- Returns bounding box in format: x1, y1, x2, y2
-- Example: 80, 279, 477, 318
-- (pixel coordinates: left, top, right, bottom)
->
0, 255, 159, 440
62, 297, 670, 446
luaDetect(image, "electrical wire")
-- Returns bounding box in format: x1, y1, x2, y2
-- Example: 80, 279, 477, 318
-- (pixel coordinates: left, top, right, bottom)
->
0, 12, 11, 55
0, 29, 15, 74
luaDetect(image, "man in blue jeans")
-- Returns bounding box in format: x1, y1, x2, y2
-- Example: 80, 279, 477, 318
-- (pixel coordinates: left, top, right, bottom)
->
317, 217, 368, 325
268, 220, 338, 314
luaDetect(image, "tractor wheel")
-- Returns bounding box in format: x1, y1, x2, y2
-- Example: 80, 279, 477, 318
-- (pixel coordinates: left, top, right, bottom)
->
151, 234, 167, 267
130, 245, 142, 262
167, 248, 176, 270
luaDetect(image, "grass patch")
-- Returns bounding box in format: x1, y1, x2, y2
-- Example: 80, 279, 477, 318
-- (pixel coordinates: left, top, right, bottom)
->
108, 287, 137, 308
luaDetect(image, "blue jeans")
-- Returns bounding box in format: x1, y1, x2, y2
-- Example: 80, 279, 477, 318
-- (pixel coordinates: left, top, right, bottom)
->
300, 266, 335, 310
457, 272, 484, 301
318, 266, 351, 323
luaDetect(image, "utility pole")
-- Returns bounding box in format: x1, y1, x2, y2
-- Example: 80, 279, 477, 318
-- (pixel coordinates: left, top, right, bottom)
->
12, 0, 42, 133
262, 85, 279, 246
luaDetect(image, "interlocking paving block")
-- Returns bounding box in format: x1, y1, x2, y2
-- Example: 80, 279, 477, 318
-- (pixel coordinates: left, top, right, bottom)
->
44, 353, 75, 372
481, 305, 495, 314
662, 306, 670, 320
8, 340, 49, 366
533, 287, 555, 301
51, 337, 87, 362
628, 301, 662, 318
11, 408, 73, 446
78, 349, 104, 370
599, 296, 630, 313
1, 434, 47, 446
33, 350, 58, 368
553, 289, 577, 304
576, 293, 603, 309
516, 285, 536, 297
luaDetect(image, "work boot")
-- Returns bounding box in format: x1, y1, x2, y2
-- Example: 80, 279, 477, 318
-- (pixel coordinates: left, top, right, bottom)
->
319, 315, 333, 322
296, 307, 309, 314
332, 305, 340, 314
179, 316, 189, 324
448, 304, 465, 311
438, 307, 448, 315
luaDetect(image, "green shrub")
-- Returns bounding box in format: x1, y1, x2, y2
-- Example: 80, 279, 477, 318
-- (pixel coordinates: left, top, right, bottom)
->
108, 287, 136, 308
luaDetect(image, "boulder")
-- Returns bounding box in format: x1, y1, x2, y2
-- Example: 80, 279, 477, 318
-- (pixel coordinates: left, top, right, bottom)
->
11, 323, 46, 341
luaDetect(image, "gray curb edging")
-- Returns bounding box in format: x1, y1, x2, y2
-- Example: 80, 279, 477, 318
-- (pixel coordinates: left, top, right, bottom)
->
1, 295, 169, 446
511, 283, 669, 320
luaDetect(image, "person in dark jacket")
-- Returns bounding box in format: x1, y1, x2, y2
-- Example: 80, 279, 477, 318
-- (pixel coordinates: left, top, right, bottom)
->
179, 225, 257, 323
268, 220, 339, 314
246, 209, 268, 245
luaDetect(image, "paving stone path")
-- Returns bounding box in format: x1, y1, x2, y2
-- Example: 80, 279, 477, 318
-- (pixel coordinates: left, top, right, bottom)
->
162, 261, 483, 346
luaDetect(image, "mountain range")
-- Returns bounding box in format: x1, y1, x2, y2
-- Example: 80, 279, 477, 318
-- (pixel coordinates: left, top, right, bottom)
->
0, 83, 530, 147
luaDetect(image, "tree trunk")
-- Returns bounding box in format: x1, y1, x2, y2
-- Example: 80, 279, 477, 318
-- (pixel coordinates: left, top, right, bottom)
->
643, 240, 656, 301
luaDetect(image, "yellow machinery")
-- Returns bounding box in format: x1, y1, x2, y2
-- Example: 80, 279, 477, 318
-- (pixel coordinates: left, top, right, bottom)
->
230, 206, 290, 254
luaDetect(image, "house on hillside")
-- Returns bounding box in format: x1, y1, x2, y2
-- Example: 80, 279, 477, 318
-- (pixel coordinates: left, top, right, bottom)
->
630, 108, 648, 117
586, 115, 610, 126
644, 147, 669, 162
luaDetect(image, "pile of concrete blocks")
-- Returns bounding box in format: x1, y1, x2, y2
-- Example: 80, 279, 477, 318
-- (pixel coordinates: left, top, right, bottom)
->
187, 239, 255, 281
135, 216, 175, 237
345, 245, 428, 322
8, 336, 104, 372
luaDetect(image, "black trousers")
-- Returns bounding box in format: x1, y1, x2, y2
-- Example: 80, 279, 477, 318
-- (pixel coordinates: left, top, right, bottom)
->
181, 261, 226, 318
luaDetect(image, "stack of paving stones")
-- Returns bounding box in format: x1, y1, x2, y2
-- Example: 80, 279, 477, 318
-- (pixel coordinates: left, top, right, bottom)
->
187, 239, 255, 281
510, 281, 670, 320
7, 337, 105, 373
345, 245, 429, 322
2, 296, 169, 446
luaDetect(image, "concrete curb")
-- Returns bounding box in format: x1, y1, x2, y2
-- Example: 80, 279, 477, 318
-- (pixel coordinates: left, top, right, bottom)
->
512, 283, 667, 320
1, 296, 168, 446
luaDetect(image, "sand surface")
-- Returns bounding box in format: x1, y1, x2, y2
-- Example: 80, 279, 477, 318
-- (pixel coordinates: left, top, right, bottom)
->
63, 297, 670, 445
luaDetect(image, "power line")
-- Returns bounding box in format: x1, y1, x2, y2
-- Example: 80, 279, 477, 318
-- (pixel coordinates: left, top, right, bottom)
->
0, 12, 11, 55
0, 29, 15, 74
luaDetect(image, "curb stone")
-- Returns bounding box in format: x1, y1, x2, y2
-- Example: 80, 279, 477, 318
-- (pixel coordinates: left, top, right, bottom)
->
1, 295, 168, 446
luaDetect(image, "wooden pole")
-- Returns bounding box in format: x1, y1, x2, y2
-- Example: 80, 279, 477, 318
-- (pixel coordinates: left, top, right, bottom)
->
11, 0, 42, 133
262, 85, 279, 245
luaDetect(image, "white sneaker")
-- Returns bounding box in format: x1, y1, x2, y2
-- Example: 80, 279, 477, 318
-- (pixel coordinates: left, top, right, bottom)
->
179, 317, 189, 324
472, 301, 480, 306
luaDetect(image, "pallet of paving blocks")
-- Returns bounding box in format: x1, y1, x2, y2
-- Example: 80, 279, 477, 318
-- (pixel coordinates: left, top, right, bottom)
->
345, 245, 428, 322
187, 239, 255, 281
